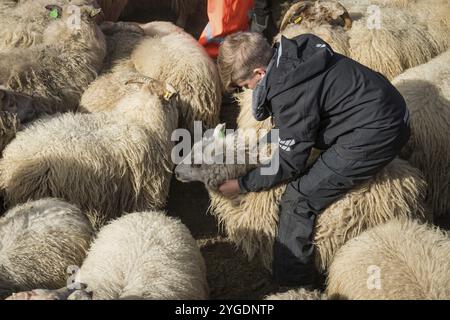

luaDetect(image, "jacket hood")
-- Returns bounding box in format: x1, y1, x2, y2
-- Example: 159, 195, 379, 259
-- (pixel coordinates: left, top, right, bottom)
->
253, 34, 335, 121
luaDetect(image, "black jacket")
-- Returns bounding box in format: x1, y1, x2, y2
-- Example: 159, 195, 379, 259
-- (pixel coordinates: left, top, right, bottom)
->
239, 34, 410, 193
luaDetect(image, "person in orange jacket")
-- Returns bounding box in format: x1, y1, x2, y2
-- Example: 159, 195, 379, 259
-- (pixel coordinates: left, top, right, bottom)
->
199, 0, 275, 59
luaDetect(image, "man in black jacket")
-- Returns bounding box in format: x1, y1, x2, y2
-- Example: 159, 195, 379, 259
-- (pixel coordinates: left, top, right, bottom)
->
217, 32, 410, 287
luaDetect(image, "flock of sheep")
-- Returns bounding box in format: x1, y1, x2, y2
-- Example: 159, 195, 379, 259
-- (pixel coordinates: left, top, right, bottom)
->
0, 0, 449, 300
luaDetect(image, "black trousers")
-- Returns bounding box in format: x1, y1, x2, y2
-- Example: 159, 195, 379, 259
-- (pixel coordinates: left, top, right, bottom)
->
272, 145, 398, 286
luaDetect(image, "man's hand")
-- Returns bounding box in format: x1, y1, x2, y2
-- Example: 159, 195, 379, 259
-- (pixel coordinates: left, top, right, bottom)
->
218, 179, 241, 198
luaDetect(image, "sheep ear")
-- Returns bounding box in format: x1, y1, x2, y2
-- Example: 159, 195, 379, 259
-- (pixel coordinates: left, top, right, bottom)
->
89, 7, 102, 18
213, 123, 226, 140
163, 83, 178, 101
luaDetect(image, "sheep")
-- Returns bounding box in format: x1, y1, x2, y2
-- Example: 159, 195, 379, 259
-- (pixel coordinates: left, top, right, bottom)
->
265, 288, 327, 300
326, 218, 450, 299
6, 211, 209, 300
175, 123, 429, 272
358, 0, 450, 51
0, 0, 68, 52
279, 0, 446, 79
0, 0, 107, 124
346, 3, 441, 79
391, 50, 450, 220
276, 0, 352, 55
81, 21, 221, 132
0, 198, 94, 299
0, 77, 179, 229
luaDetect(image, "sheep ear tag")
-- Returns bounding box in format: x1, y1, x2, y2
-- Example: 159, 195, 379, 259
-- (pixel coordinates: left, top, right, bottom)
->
163, 91, 175, 101
90, 8, 103, 18
293, 16, 302, 25
218, 129, 226, 139
49, 8, 59, 19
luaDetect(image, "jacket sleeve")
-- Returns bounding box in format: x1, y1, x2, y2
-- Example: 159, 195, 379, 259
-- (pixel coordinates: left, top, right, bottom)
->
238, 95, 320, 193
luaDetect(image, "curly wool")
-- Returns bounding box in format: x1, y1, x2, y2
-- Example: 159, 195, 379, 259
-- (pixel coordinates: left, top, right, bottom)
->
73, 211, 208, 300
0, 198, 94, 299
393, 50, 450, 219
0, 0, 68, 52
347, 7, 440, 79
0, 1, 106, 122
327, 218, 450, 299
0, 111, 18, 154
0, 84, 178, 229
82, 21, 221, 132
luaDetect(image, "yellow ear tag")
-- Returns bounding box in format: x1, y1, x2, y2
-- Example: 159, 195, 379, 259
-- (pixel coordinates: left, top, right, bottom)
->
294, 16, 303, 25
164, 91, 174, 101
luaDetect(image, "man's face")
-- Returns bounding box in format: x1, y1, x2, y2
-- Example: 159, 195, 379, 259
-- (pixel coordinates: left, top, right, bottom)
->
236, 67, 266, 90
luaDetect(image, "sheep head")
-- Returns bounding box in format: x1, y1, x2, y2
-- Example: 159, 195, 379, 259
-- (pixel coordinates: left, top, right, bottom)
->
111, 76, 179, 128
0, 88, 36, 124
43, 0, 105, 45
280, 0, 352, 32
175, 124, 274, 190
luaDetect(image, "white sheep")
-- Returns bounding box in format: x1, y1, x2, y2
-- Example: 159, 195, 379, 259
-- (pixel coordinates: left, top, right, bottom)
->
0, 77, 179, 229
0, 0, 68, 52
391, 50, 450, 220
279, 0, 447, 79
0, 198, 94, 299
175, 123, 429, 271
6, 211, 209, 300
327, 218, 450, 299
0, 0, 107, 124
81, 21, 221, 132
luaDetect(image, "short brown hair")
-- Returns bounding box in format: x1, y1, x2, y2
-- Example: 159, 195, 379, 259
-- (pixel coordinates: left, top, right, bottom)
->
217, 32, 274, 91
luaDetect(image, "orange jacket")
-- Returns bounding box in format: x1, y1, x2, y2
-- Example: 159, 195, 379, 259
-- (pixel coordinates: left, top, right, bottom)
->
199, 0, 255, 59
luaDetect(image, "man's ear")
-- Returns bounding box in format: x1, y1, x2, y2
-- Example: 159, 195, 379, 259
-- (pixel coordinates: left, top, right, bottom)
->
253, 67, 267, 78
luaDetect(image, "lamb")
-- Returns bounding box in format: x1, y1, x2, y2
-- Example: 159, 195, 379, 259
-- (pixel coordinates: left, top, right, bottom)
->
81, 21, 221, 132
7, 211, 209, 300
391, 50, 450, 220
0, 77, 179, 229
327, 218, 450, 299
175, 123, 429, 271
0, 0, 107, 124
0, 198, 94, 299
279, 0, 446, 79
